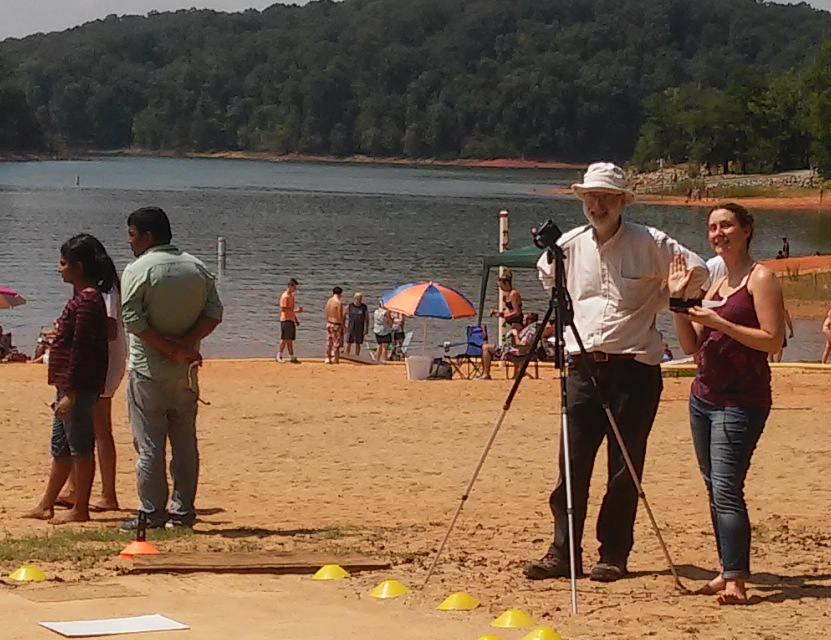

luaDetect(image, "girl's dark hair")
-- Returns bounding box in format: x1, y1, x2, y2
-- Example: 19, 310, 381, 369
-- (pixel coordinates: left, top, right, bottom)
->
498, 268, 513, 285
90, 236, 120, 293
60, 234, 119, 291
709, 202, 754, 247
61, 234, 104, 283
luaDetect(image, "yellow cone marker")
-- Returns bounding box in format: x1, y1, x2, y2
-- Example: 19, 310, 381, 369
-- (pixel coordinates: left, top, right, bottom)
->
9, 565, 46, 582
369, 579, 410, 599
520, 626, 564, 640
437, 591, 480, 610
490, 608, 534, 628
312, 564, 350, 580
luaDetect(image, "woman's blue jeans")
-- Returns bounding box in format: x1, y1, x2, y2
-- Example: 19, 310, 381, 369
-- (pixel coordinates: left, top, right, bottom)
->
689, 394, 769, 580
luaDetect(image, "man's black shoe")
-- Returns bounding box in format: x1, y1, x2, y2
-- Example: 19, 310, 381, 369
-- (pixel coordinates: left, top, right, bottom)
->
523, 553, 583, 580
589, 561, 628, 582
118, 517, 165, 532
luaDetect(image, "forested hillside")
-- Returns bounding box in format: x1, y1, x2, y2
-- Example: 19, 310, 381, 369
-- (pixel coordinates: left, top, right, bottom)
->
1, 0, 831, 166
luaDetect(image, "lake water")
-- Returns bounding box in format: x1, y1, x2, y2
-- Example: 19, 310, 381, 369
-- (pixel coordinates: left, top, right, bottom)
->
0, 157, 827, 362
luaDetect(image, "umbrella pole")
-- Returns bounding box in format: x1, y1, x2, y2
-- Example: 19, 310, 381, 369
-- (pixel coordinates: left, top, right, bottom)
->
422, 321, 428, 355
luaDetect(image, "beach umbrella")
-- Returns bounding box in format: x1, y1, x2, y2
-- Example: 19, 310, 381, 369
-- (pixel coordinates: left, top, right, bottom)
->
0, 286, 26, 309
380, 281, 476, 319
381, 281, 476, 356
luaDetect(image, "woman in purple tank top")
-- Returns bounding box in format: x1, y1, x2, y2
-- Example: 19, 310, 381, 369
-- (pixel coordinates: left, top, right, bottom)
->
668, 203, 785, 605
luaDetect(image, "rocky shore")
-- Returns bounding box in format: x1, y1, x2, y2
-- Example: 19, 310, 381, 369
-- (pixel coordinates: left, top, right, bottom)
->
631, 167, 823, 193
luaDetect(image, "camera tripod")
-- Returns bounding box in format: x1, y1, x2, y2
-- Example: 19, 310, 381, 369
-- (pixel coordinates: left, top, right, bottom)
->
421, 222, 687, 614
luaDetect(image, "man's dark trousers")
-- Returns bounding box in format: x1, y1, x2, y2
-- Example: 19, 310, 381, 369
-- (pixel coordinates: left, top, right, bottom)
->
547, 357, 663, 569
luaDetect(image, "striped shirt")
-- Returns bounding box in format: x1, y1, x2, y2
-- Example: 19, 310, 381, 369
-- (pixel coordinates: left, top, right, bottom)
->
48, 288, 109, 394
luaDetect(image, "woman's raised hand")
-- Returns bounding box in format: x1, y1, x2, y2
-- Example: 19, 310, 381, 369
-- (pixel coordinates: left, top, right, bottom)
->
668, 253, 694, 297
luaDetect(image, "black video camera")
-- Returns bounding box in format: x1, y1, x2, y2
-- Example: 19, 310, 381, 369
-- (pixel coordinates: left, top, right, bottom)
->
532, 220, 563, 250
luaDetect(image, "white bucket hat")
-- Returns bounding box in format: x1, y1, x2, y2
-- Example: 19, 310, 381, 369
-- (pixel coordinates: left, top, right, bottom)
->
572, 162, 635, 205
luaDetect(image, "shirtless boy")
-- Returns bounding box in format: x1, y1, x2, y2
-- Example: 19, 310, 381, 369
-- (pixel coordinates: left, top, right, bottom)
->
325, 287, 345, 364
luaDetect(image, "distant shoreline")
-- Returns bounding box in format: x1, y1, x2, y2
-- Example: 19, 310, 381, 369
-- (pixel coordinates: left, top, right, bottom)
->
0, 148, 587, 171
4, 150, 828, 210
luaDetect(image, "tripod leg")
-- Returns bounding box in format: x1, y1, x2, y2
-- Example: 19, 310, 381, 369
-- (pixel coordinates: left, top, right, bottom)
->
596, 392, 688, 592
421, 299, 557, 589
559, 400, 579, 614
552, 306, 580, 615
421, 405, 509, 589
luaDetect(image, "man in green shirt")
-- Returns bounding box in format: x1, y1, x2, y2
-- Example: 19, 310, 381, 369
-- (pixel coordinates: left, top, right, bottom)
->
120, 207, 223, 530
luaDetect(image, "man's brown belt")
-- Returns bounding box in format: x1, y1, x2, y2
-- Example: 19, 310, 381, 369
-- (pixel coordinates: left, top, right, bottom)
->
571, 351, 637, 363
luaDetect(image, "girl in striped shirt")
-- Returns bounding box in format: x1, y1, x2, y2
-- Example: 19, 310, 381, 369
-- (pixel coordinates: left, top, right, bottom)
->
23, 234, 109, 524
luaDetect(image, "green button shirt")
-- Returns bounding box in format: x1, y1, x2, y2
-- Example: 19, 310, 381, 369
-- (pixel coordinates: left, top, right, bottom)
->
121, 244, 223, 381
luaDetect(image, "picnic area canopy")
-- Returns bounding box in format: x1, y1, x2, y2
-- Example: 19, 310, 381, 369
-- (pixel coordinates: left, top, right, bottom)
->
477, 245, 544, 324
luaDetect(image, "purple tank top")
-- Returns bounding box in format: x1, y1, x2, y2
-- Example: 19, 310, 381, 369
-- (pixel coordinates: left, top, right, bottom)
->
691, 268, 772, 407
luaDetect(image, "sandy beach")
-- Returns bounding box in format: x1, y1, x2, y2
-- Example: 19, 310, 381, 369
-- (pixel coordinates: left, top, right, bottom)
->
634, 193, 831, 211
3, 360, 831, 639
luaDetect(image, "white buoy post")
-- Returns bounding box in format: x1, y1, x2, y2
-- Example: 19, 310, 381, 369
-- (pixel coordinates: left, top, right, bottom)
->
75, 175, 80, 186
497, 210, 509, 346
217, 236, 226, 272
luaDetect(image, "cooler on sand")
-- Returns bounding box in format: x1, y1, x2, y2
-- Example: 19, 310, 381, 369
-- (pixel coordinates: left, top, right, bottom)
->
405, 355, 432, 380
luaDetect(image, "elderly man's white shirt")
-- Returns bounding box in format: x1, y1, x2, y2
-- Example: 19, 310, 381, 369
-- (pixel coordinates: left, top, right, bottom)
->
537, 221, 708, 365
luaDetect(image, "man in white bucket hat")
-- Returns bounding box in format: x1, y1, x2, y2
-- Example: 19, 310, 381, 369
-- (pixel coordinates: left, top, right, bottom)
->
524, 162, 708, 583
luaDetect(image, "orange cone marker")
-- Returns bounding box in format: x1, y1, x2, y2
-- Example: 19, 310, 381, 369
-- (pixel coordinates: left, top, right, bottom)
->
119, 512, 160, 558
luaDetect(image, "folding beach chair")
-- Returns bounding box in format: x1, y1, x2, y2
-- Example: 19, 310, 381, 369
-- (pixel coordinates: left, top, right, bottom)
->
388, 331, 414, 361
504, 327, 554, 379
0, 332, 26, 363
504, 344, 542, 379
446, 326, 487, 379
0, 332, 13, 361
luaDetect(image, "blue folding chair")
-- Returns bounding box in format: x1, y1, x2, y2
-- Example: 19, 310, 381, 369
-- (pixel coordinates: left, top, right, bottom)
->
444, 326, 488, 379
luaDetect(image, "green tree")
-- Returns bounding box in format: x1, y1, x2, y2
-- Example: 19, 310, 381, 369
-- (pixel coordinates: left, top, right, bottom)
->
804, 41, 831, 177
3, 0, 831, 162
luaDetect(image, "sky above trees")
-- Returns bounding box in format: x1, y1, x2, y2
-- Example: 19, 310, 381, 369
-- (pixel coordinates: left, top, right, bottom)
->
0, 0, 825, 39
780, 0, 831, 10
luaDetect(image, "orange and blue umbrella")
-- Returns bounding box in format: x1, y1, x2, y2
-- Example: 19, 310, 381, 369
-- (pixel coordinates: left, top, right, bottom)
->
380, 281, 476, 319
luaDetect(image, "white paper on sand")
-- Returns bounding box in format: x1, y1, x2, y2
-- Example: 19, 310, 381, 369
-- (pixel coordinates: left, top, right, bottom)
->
39, 614, 188, 637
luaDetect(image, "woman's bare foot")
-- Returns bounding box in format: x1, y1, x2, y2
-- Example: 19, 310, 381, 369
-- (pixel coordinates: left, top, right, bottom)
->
717, 580, 748, 605
48, 508, 90, 525
696, 574, 727, 595
89, 498, 119, 512
22, 505, 54, 520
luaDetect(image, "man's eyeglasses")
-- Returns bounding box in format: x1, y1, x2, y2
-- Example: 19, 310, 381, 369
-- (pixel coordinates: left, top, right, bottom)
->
583, 192, 623, 204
